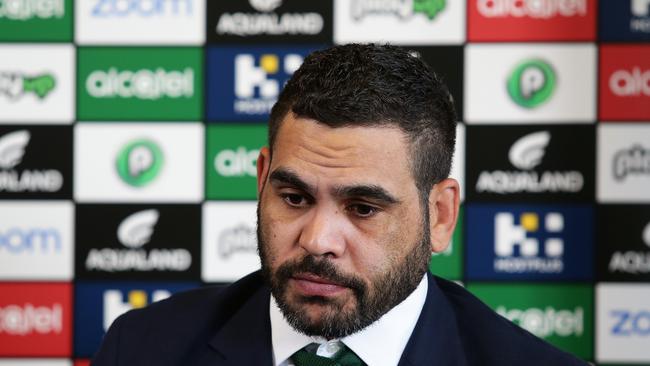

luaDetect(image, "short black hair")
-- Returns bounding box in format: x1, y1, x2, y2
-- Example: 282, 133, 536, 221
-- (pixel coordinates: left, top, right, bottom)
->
268, 43, 457, 203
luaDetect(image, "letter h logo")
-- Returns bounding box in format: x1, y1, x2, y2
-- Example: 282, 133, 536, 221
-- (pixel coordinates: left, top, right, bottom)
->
495, 212, 564, 258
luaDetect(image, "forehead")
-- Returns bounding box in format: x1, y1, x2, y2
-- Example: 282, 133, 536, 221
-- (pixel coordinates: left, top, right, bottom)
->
271, 114, 417, 193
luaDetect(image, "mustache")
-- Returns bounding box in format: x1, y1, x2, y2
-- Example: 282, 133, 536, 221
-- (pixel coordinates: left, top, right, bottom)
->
275, 255, 366, 294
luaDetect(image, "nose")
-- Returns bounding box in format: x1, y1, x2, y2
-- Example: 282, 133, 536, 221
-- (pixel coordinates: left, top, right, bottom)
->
298, 205, 346, 258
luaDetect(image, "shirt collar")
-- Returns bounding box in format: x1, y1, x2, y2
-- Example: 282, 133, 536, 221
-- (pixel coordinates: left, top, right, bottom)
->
270, 274, 428, 366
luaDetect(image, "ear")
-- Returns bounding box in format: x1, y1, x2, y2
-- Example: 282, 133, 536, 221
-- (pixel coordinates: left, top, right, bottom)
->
256, 147, 271, 197
428, 178, 460, 253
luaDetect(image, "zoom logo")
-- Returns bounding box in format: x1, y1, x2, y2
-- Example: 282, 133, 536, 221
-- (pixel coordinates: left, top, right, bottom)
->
91, 0, 192, 17
115, 139, 164, 187
0, 227, 61, 254
507, 59, 556, 109
116, 209, 159, 248
610, 310, 650, 336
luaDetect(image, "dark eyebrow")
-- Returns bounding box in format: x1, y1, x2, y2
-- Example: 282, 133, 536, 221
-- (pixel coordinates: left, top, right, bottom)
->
333, 185, 400, 205
269, 168, 315, 196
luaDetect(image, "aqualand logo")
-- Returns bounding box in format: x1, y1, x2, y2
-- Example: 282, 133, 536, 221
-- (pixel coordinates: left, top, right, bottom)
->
234, 53, 302, 115
476, 0, 587, 19
115, 139, 163, 188
0, 0, 65, 20
350, 0, 446, 21
90, 0, 193, 17
0, 71, 56, 100
0, 130, 29, 170
507, 59, 556, 109
85, 209, 192, 272
0, 130, 63, 193
103, 289, 170, 331
612, 144, 650, 181
497, 305, 584, 338
216, 0, 324, 37
85, 67, 194, 101
475, 131, 584, 194
609, 67, 650, 97
493, 212, 565, 273
608, 221, 650, 275
214, 146, 259, 177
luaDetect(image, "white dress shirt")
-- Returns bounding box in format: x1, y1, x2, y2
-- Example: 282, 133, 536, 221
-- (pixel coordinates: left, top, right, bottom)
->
270, 274, 428, 366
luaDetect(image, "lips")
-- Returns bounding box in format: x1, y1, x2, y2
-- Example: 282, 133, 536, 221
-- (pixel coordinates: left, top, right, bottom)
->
291, 273, 348, 297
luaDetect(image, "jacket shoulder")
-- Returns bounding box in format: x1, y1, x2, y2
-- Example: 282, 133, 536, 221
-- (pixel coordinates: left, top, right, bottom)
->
92, 271, 268, 365
433, 276, 589, 366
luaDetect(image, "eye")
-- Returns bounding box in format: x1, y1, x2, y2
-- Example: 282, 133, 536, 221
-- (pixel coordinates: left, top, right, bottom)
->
282, 193, 308, 207
348, 203, 378, 218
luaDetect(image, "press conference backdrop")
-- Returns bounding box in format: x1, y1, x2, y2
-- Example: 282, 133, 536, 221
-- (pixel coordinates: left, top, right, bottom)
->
0, 0, 648, 364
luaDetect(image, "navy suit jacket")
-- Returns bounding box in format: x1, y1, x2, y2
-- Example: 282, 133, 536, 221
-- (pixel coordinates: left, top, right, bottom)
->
92, 271, 589, 365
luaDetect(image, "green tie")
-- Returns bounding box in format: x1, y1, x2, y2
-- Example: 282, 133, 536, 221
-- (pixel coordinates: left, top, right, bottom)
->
290, 343, 366, 366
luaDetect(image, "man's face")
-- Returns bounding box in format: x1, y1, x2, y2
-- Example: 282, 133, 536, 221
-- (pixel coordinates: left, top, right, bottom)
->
256, 113, 432, 339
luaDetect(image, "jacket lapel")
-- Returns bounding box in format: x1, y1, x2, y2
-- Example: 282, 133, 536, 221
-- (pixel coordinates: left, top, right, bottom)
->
398, 273, 468, 366
207, 284, 274, 366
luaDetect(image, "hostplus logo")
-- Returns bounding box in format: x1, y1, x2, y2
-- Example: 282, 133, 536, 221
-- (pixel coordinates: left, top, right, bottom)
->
475, 131, 584, 194
218, 223, 257, 259
0, 0, 65, 20
612, 145, 650, 181
115, 139, 164, 187
91, 0, 192, 17
85, 209, 191, 272
497, 305, 584, 338
214, 146, 259, 177
0, 303, 62, 335
216, 0, 324, 36
507, 59, 556, 109
0, 130, 64, 193
608, 222, 650, 275
609, 67, 650, 97
494, 212, 565, 273
631, 0, 650, 33
234, 53, 302, 115
103, 289, 170, 330
350, 0, 446, 21
86, 67, 194, 101
477, 0, 587, 18
0, 72, 56, 100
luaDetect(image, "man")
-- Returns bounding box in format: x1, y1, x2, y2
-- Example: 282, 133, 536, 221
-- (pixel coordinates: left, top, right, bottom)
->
92, 44, 588, 366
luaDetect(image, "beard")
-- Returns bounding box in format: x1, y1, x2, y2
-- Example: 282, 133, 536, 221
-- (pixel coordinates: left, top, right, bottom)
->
257, 205, 431, 339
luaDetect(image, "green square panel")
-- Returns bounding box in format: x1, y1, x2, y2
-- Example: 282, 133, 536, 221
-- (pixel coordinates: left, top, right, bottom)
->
0, 0, 72, 41
429, 205, 463, 280
206, 124, 267, 200
78, 47, 203, 120
467, 283, 593, 360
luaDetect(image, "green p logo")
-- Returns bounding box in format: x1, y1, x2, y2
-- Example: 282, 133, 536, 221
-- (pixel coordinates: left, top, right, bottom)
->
507, 59, 556, 109
116, 139, 163, 187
